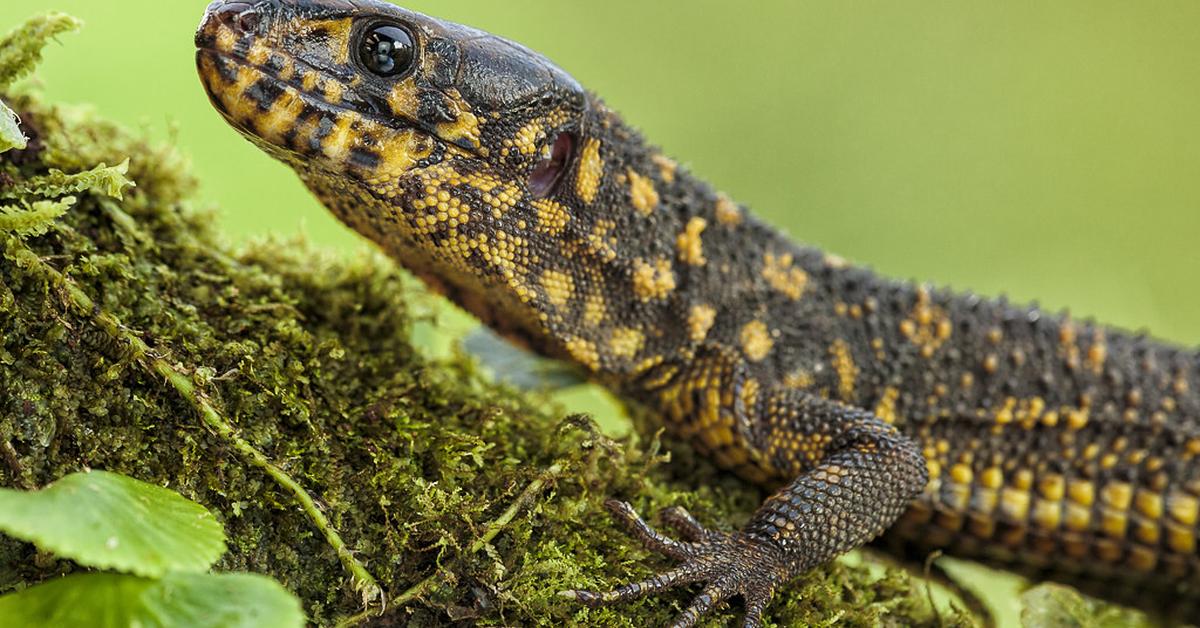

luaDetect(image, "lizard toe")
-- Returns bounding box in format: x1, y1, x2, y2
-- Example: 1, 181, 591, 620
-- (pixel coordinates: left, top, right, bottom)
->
563, 500, 789, 627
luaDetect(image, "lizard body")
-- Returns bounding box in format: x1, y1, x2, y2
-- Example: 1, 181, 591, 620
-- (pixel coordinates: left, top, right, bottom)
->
195, 1, 1200, 624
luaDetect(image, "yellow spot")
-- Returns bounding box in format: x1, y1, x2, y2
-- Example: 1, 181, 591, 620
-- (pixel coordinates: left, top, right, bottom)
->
256, 88, 306, 145
1032, 499, 1061, 530
214, 24, 238, 53
999, 487, 1031, 521
1064, 503, 1090, 531
575, 138, 603, 203
925, 459, 942, 481
1086, 331, 1107, 375
301, 71, 319, 92
513, 118, 546, 155
900, 287, 952, 357
714, 193, 741, 225
761, 252, 809, 300
740, 321, 774, 362
1066, 408, 1089, 430
829, 339, 858, 401
533, 199, 570, 236
584, 220, 619, 262
1168, 522, 1196, 553
583, 292, 607, 326
564, 337, 600, 371
631, 257, 676, 301
1038, 475, 1065, 501
874, 387, 900, 424
246, 40, 271, 65
950, 464, 973, 485
651, 154, 678, 183
628, 170, 659, 215
785, 369, 815, 390
1101, 482, 1133, 510
1135, 490, 1163, 520
609, 327, 645, 360
676, 217, 708, 266
1168, 492, 1199, 525
1068, 480, 1095, 506
980, 467, 1004, 490
1012, 469, 1034, 491
435, 88, 482, 150
540, 270, 575, 308
1060, 319, 1082, 370
687, 304, 717, 344
1100, 508, 1128, 538
323, 79, 345, 104
388, 78, 421, 116
375, 127, 429, 178
1135, 520, 1160, 545
993, 397, 1016, 425
983, 354, 999, 374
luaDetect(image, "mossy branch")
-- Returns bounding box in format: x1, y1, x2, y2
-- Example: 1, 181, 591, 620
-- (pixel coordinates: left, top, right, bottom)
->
0, 233, 383, 610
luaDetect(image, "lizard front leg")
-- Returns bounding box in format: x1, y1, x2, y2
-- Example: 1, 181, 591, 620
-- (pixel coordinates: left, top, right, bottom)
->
564, 392, 929, 627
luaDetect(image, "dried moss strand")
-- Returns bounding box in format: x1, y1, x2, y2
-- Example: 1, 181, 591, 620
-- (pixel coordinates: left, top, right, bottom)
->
0, 233, 384, 608
0, 440, 28, 489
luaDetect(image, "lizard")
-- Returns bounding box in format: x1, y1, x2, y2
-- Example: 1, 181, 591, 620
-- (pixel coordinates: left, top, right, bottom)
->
194, 1, 1200, 625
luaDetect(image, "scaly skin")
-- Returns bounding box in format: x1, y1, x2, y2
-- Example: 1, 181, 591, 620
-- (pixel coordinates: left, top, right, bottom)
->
195, 1, 1200, 624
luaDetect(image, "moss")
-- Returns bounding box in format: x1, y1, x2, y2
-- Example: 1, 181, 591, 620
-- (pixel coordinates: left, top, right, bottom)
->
0, 14, 972, 627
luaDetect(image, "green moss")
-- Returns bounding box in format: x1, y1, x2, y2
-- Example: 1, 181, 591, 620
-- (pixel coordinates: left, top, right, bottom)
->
0, 14, 973, 627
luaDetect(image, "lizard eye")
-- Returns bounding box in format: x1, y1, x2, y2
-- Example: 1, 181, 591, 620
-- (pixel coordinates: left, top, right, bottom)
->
357, 23, 416, 78
528, 132, 575, 199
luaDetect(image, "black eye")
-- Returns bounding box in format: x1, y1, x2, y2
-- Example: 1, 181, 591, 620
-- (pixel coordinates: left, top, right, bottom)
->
357, 24, 415, 78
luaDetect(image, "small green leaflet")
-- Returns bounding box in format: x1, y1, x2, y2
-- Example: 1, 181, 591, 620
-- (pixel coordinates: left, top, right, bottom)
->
0, 99, 25, 153
0, 471, 226, 577
0, 572, 304, 628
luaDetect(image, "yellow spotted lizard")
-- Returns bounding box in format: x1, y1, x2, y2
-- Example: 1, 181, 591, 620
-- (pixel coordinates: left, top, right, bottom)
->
195, 1, 1200, 625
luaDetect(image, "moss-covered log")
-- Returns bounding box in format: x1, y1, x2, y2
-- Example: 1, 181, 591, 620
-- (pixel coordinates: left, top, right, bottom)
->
0, 14, 985, 628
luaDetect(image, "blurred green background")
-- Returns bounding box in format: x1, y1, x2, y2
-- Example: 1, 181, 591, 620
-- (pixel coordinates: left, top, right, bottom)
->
2, 1, 1197, 624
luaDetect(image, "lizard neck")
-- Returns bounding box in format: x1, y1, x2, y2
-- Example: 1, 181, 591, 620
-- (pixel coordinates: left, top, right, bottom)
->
527, 99, 830, 385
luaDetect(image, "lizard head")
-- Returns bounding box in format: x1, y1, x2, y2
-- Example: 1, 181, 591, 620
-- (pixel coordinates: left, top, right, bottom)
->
198, 0, 713, 375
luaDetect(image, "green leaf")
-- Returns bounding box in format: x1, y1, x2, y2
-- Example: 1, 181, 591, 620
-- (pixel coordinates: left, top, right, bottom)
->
0, 572, 305, 628
464, 326, 586, 390
0, 99, 26, 153
0, 470, 226, 577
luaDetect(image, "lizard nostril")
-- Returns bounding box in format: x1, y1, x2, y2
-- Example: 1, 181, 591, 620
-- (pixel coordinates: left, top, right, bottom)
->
209, 1, 260, 36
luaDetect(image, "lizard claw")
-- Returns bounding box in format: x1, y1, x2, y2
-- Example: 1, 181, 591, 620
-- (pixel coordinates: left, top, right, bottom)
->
561, 499, 789, 628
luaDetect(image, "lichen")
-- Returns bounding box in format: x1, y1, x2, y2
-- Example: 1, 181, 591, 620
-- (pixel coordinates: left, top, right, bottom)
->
0, 14, 972, 627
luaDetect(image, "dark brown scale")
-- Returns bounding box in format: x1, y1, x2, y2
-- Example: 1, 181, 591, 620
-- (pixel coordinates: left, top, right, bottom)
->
195, 1, 1200, 625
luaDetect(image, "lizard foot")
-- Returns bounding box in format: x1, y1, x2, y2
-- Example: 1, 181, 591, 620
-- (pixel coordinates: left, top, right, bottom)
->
561, 499, 789, 628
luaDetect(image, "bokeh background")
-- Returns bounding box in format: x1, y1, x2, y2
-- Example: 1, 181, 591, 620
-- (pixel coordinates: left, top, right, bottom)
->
3, 1, 1198, 624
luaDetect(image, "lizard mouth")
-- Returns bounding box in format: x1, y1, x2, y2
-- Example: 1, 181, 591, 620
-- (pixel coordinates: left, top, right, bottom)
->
196, 48, 468, 172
